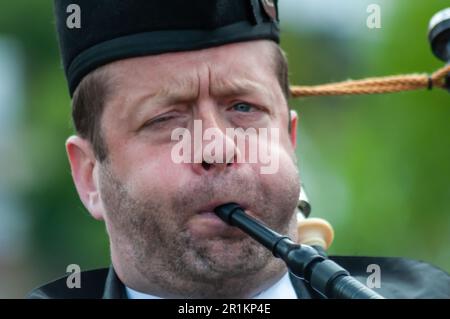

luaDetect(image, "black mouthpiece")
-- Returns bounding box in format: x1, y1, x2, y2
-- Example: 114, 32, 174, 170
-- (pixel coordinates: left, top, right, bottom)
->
214, 203, 241, 224
214, 203, 288, 253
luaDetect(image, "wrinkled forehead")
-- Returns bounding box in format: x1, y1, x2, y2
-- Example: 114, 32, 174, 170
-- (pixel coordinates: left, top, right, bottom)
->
106, 40, 279, 95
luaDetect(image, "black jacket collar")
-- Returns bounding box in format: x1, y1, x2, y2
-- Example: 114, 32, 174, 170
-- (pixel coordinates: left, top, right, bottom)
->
28, 256, 450, 299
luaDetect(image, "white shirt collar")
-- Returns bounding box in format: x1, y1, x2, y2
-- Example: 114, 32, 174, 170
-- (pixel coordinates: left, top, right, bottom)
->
125, 272, 298, 299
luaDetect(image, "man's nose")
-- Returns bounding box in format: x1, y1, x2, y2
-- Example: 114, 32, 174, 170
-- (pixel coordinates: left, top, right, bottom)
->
190, 111, 240, 175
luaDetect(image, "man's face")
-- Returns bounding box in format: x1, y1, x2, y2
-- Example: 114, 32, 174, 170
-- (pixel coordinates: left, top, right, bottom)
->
70, 40, 300, 297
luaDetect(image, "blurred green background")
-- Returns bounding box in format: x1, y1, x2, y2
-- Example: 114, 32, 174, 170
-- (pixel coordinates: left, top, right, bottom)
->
0, 1, 449, 298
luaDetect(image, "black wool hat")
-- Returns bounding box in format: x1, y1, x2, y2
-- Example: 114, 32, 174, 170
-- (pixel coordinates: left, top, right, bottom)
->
53, 0, 280, 96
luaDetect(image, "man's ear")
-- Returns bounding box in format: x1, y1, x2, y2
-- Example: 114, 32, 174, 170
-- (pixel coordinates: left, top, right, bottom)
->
289, 109, 298, 148
66, 135, 105, 221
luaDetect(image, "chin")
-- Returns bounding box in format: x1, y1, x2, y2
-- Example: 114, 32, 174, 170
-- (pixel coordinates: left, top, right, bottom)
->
180, 236, 272, 277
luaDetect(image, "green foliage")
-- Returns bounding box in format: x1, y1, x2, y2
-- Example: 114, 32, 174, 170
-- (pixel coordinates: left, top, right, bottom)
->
283, 2, 450, 271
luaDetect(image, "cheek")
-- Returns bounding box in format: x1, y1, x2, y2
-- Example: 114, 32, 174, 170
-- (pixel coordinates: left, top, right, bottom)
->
112, 142, 187, 197
262, 144, 298, 185
251, 129, 296, 166
253, 134, 300, 208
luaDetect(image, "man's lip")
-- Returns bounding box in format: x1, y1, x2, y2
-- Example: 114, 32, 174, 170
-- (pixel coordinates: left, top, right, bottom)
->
187, 211, 247, 239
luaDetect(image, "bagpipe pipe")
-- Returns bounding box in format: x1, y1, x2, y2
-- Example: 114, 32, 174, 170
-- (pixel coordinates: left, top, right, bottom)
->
214, 188, 384, 299
214, 8, 450, 299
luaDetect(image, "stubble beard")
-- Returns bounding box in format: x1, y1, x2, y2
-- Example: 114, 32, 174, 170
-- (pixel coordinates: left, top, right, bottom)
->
99, 161, 300, 297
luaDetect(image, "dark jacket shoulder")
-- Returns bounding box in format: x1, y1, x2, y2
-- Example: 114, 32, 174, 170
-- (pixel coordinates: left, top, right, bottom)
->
27, 267, 125, 299
329, 255, 450, 298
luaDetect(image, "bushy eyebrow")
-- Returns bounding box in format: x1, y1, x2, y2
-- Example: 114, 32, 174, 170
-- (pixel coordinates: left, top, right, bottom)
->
210, 77, 274, 101
131, 77, 198, 110
129, 75, 274, 116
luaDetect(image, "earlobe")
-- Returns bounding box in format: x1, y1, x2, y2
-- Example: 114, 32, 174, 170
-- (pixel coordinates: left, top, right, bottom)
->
289, 109, 298, 148
66, 136, 105, 221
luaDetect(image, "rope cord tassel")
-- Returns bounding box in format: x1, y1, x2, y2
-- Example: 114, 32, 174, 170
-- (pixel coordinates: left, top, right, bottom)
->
290, 64, 450, 97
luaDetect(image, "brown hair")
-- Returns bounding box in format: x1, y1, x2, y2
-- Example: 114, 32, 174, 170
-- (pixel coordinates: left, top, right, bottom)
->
71, 43, 290, 162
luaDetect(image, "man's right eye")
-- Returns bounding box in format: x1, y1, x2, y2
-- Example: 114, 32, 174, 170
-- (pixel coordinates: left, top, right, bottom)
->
143, 115, 175, 128
231, 102, 257, 113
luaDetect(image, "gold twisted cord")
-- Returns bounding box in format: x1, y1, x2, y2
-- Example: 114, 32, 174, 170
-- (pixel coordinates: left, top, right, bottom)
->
290, 64, 450, 97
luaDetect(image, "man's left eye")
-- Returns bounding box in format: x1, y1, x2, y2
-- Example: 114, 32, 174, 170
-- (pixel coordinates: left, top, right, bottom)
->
232, 102, 255, 113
